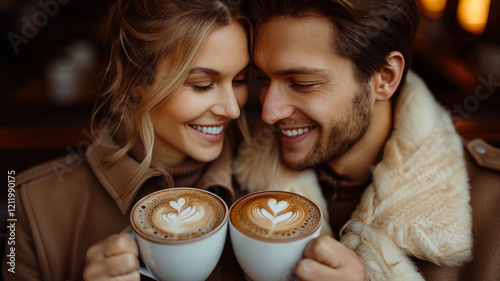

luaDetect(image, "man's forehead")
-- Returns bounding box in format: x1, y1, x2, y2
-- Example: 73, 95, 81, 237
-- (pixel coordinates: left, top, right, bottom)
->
254, 16, 335, 50
257, 14, 333, 33
253, 16, 338, 76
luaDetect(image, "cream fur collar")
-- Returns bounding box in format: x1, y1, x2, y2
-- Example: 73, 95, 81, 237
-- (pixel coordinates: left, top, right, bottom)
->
234, 71, 472, 280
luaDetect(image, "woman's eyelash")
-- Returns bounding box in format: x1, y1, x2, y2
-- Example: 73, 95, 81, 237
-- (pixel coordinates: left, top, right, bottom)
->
191, 74, 247, 92
193, 84, 213, 93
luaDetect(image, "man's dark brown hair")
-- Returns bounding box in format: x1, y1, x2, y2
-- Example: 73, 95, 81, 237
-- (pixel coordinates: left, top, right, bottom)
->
248, 0, 420, 98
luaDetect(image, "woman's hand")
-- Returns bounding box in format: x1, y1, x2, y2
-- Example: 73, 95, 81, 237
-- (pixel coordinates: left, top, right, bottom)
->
83, 234, 141, 281
296, 235, 366, 281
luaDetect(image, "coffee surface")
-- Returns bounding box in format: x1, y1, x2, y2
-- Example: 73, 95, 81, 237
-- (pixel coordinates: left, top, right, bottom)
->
132, 188, 225, 242
230, 191, 321, 241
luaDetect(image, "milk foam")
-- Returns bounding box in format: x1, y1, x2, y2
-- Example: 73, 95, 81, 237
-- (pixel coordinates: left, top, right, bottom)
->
230, 192, 321, 241
132, 189, 225, 242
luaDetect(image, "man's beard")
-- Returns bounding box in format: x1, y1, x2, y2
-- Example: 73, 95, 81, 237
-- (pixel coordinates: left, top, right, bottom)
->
282, 82, 373, 170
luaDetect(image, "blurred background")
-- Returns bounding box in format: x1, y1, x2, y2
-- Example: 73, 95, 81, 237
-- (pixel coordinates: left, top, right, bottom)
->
1, 0, 114, 174
413, 0, 500, 146
0, 0, 499, 270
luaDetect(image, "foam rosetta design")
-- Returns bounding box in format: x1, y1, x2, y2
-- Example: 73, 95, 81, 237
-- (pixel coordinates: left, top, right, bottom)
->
153, 197, 205, 237
249, 198, 306, 237
231, 191, 322, 241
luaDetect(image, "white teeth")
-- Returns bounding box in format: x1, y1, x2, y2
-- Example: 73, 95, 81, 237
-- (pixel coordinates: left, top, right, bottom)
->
281, 127, 311, 137
192, 125, 224, 135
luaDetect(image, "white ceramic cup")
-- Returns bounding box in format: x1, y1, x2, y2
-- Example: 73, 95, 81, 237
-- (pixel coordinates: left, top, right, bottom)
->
229, 190, 323, 281
130, 188, 229, 281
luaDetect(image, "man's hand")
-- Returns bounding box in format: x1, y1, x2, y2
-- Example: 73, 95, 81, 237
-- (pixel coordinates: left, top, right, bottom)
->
296, 235, 366, 281
83, 234, 141, 281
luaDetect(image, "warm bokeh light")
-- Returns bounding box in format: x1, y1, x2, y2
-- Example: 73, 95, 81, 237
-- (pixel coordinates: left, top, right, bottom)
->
420, 0, 447, 18
457, 0, 491, 35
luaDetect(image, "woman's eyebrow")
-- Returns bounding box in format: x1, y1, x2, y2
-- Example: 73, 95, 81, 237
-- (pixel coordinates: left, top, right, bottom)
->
189, 67, 221, 76
189, 64, 250, 76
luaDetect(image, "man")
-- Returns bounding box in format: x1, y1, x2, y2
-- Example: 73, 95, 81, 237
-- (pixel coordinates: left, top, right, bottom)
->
235, 0, 500, 280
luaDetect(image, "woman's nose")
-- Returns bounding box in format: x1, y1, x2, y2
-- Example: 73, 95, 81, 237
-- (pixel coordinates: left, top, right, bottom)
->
211, 86, 241, 119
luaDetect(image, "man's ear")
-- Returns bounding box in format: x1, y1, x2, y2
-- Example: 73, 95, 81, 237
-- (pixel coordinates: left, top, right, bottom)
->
373, 51, 405, 101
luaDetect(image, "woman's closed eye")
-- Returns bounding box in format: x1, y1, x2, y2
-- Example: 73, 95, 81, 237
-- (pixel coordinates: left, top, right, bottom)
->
192, 83, 214, 93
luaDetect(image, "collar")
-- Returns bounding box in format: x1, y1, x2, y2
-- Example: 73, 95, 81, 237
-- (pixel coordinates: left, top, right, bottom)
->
86, 133, 234, 214
341, 71, 473, 279
316, 164, 371, 202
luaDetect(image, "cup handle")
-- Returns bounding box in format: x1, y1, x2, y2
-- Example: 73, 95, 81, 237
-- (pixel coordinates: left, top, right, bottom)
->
121, 232, 156, 280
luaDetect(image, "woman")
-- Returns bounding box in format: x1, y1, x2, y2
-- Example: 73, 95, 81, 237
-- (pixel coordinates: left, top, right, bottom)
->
4, 0, 251, 280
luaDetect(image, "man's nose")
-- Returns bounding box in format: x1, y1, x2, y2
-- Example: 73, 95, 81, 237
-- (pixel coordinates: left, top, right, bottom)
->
260, 84, 294, 124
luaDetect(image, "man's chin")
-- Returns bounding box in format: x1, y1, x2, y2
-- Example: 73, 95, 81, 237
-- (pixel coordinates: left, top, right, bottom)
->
279, 143, 322, 171
281, 154, 312, 171
281, 147, 335, 171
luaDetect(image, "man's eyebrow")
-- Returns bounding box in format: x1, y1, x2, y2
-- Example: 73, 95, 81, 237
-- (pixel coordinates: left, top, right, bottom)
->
189, 67, 221, 76
274, 67, 326, 76
252, 64, 325, 76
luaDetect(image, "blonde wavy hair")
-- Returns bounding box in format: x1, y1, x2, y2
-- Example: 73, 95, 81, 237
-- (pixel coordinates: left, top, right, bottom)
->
92, 0, 251, 192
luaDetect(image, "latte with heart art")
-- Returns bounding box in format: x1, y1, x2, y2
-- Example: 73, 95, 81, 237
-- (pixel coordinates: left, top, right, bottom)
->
230, 191, 321, 241
131, 188, 227, 242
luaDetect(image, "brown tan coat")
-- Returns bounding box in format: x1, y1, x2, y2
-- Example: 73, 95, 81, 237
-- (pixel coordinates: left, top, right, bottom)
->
2, 134, 236, 281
